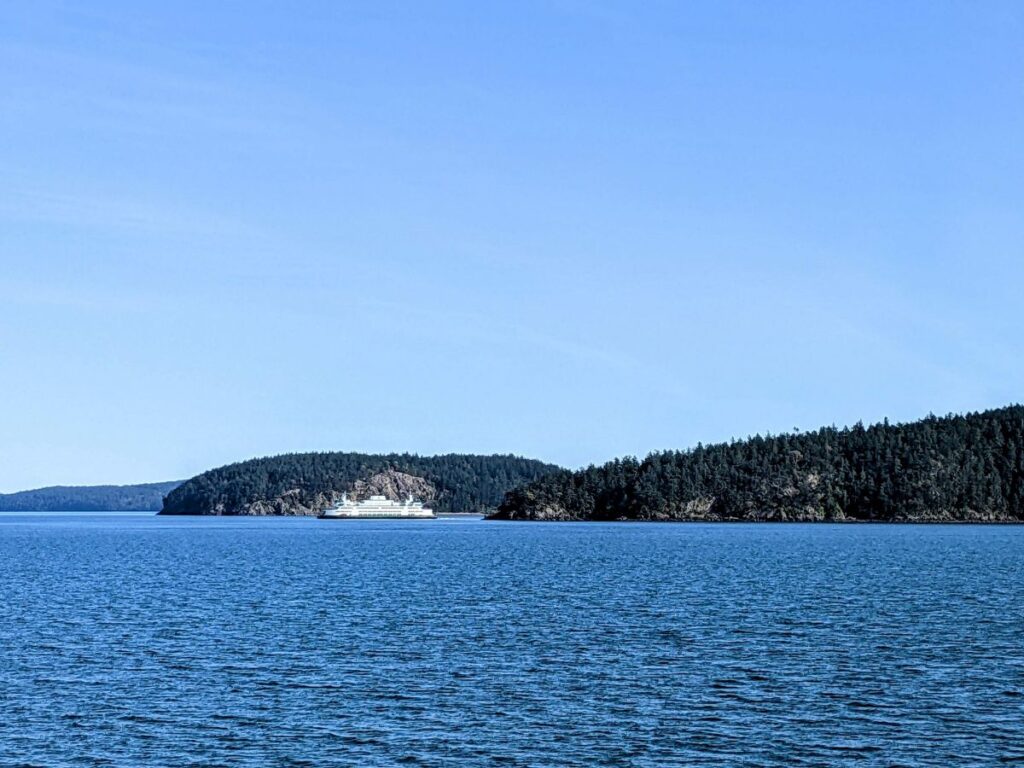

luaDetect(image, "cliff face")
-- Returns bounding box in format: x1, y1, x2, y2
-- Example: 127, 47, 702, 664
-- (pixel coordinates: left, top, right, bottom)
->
235, 471, 438, 516
491, 406, 1024, 523
351, 471, 435, 504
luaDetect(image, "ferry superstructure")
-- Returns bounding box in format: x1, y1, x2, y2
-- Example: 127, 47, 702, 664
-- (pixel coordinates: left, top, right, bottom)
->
317, 494, 436, 519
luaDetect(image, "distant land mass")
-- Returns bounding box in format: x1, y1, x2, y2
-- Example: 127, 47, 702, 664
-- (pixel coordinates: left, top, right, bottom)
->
492, 405, 1024, 523
159, 453, 561, 516
0, 481, 183, 512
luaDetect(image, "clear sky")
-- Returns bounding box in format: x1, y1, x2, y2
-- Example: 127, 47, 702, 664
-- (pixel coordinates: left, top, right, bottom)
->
2, 1, 1022, 492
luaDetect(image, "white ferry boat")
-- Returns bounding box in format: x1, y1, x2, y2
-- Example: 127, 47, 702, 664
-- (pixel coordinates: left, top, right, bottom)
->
317, 494, 436, 519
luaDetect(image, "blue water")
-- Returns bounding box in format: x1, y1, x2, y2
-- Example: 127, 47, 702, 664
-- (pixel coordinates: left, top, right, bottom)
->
1, 516, 1022, 766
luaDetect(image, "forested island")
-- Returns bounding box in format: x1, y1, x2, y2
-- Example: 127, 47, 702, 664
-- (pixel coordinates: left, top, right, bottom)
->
0, 481, 182, 512
160, 453, 560, 515
492, 406, 1024, 522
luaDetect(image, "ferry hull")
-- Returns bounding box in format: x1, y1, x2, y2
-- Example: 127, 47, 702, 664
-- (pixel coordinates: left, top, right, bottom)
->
317, 512, 436, 520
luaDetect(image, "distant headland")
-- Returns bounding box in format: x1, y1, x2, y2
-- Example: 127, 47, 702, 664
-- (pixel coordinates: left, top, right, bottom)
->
0, 481, 182, 512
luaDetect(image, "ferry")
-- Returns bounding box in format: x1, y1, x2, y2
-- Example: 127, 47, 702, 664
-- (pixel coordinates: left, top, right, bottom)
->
317, 494, 436, 519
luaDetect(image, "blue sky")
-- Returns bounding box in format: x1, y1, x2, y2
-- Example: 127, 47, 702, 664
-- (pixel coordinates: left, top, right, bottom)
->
2, 1, 1022, 491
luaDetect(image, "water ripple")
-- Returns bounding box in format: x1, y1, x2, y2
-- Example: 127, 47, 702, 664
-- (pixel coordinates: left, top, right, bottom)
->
1, 516, 1023, 766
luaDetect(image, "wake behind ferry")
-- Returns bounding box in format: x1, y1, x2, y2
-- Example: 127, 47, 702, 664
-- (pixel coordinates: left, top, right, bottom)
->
318, 494, 436, 519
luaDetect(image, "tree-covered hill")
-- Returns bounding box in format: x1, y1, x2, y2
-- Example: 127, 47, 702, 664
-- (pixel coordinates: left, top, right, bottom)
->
492, 406, 1024, 522
0, 481, 182, 512
159, 453, 561, 515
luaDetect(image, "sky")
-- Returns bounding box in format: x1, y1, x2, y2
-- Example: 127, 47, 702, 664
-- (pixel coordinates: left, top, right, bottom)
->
1, 1, 1022, 491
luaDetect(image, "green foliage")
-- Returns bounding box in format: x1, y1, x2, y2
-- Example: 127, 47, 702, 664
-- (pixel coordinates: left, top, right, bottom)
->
494, 406, 1024, 522
0, 482, 182, 512
160, 453, 560, 515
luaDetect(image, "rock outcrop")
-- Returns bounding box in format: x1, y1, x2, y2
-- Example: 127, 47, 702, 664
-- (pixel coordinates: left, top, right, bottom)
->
351, 470, 436, 504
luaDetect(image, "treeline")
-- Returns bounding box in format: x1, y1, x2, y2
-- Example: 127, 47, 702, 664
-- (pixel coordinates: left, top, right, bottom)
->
0, 481, 182, 512
493, 406, 1024, 522
160, 452, 560, 515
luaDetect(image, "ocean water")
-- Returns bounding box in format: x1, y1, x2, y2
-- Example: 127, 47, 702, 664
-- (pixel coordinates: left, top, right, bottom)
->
1, 516, 1022, 767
